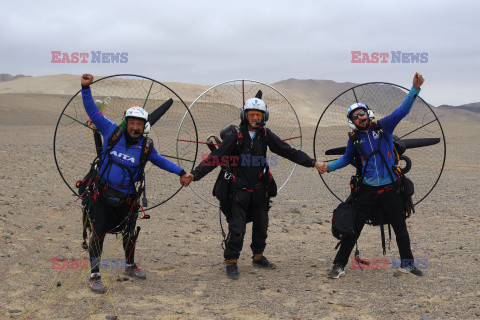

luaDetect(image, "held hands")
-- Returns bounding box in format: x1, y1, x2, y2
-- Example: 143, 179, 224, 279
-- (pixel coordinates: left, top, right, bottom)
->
413, 72, 425, 89
180, 173, 194, 187
314, 161, 329, 174
81, 74, 94, 87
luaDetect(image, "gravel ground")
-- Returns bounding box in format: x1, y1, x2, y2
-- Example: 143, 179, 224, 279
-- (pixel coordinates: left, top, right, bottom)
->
0, 101, 479, 320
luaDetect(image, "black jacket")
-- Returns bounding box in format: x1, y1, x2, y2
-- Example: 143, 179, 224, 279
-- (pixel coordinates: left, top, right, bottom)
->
192, 123, 315, 189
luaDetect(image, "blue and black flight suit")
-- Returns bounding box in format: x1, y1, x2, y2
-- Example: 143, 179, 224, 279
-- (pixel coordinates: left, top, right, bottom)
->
81, 86, 186, 273
192, 122, 316, 261
328, 86, 421, 268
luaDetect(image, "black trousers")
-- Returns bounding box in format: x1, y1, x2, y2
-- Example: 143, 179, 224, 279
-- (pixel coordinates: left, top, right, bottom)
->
88, 194, 137, 273
333, 183, 414, 268
224, 189, 269, 260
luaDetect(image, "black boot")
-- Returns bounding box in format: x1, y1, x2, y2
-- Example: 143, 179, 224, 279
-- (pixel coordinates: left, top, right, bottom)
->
225, 259, 239, 280
252, 254, 276, 269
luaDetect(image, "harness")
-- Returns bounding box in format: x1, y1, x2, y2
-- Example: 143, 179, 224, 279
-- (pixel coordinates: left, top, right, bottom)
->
348, 121, 404, 256
212, 125, 276, 249
76, 125, 153, 250
348, 120, 397, 189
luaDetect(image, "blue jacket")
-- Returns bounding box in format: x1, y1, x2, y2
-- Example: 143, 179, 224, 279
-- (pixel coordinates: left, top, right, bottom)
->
81, 87, 184, 194
328, 86, 420, 186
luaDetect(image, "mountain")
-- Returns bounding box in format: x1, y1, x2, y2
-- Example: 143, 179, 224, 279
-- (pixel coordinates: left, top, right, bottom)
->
0, 74, 31, 82
0, 74, 478, 124
437, 102, 480, 113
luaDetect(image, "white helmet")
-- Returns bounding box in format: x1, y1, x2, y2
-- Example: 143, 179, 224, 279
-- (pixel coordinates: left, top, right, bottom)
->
242, 98, 269, 122
125, 106, 150, 134
244, 98, 267, 113
347, 103, 374, 130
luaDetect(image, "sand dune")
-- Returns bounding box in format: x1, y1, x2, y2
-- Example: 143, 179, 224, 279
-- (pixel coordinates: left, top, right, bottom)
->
2, 74, 477, 129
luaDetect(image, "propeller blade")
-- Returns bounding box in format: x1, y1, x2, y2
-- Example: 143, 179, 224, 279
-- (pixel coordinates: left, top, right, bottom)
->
325, 146, 347, 155
148, 98, 174, 126
402, 138, 440, 149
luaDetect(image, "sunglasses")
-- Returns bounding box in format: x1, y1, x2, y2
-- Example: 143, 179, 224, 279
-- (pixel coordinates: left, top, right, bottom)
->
351, 110, 366, 120
247, 111, 263, 118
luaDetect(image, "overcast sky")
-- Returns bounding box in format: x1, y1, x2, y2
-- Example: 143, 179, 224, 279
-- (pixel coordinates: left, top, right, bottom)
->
1, 0, 478, 106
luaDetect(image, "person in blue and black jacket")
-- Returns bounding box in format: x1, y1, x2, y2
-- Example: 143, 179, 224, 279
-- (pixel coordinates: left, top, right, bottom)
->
80, 74, 193, 293
317, 72, 425, 279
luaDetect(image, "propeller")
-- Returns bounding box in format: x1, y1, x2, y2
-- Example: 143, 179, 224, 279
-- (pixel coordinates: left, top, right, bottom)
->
148, 98, 174, 126
325, 137, 441, 156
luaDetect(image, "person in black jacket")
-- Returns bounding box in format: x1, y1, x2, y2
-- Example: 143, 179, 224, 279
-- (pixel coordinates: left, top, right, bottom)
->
185, 97, 323, 279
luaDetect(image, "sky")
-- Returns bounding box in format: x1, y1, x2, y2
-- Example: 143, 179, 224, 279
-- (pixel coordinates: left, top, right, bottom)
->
1, 0, 478, 106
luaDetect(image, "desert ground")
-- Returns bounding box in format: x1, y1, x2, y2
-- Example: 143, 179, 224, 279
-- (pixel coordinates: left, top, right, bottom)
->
0, 76, 479, 319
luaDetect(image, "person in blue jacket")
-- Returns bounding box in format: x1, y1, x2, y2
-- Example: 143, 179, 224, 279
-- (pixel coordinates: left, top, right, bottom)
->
81, 74, 193, 293
317, 72, 425, 279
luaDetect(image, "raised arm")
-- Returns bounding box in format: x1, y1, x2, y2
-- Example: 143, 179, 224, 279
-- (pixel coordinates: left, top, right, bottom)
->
80, 74, 116, 136
381, 72, 425, 134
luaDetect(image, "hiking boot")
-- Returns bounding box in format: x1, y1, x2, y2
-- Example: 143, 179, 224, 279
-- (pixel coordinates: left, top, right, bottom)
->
124, 263, 147, 279
252, 255, 276, 269
89, 273, 107, 293
225, 259, 239, 280
328, 264, 345, 279
399, 265, 423, 276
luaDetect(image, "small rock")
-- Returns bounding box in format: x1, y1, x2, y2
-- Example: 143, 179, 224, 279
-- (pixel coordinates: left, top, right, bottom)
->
306, 273, 313, 278
167, 217, 175, 221
106, 316, 118, 320
56, 281, 61, 287
421, 316, 431, 320
281, 228, 289, 233
45, 237, 52, 241
260, 286, 266, 290
9, 310, 21, 313
393, 271, 402, 277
